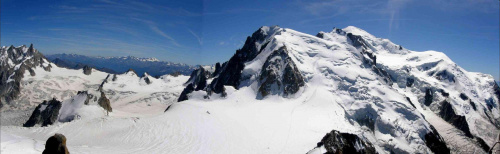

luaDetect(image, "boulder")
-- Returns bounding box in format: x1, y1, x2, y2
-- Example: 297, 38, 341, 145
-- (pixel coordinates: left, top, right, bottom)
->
42, 133, 69, 154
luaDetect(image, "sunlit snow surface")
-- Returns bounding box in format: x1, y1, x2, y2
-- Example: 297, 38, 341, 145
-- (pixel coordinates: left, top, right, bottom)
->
2, 26, 499, 153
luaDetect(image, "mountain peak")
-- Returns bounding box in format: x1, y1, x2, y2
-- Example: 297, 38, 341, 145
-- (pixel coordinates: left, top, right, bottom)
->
342, 26, 374, 38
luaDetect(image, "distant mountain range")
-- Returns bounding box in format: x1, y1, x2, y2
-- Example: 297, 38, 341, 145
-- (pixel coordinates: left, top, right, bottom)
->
45, 54, 197, 77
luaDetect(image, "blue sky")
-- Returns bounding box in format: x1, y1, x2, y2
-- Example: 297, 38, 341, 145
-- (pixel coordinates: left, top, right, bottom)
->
1, 0, 499, 80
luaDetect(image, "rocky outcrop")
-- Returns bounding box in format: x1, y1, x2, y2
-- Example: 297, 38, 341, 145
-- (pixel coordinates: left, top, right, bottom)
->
209, 26, 275, 94
459, 93, 469, 101
347, 33, 393, 85
438, 100, 472, 138
144, 76, 152, 84
0, 44, 52, 106
98, 92, 112, 113
424, 89, 433, 106
83, 65, 92, 75
43, 133, 69, 154
406, 77, 414, 87
185, 66, 208, 91
178, 83, 195, 102
177, 67, 209, 102
112, 74, 117, 81
23, 98, 62, 127
424, 126, 450, 154
212, 62, 222, 77
257, 46, 305, 98
311, 130, 376, 154
494, 82, 500, 104
98, 74, 111, 92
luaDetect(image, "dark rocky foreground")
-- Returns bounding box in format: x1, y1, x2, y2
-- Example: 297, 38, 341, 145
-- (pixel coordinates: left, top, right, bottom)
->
43, 133, 69, 154
311, 130, 376, 154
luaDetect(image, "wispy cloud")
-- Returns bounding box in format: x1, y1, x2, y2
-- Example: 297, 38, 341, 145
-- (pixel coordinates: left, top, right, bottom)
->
387, 0, 412, 36
131, 18, 181, 47
298, 0, 386, 24
187, 29, 203, 45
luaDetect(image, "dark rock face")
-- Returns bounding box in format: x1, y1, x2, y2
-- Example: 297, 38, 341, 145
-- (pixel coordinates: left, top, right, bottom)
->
469, 100, 477, 111
459, 93, 469, 101
178, 83, 195, 102
257, 46, 305, 98
42, 133, 69, 154
424, 89, 433, 106
405, 97, 416, 108
98, 92, 112, 113
177, 67, 209, 102
212, 62, 222, 77
406, 78, 415, 87
82, 65, 92, 75
475, 137, 490, 153
98, 74, 110, 92
0, 44, 52, 106
315, 130, 376, 154
424, 125, 450, 154
434, 70, 455, 83
23, 98, 62, 127
112, 74, 117, 81
347, 33, 393, 85
185, 67, 208, 91
440, 89, 449, 97
316, 32, 325, 38
347, 33, 369, 48
144, 76, 152, 85
209, 27, 273, 94
438, 100, 473, 138
494, 82, 500, 104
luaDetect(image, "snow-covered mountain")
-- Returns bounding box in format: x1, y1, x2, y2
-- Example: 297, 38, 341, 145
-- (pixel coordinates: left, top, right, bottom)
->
1, 26, 499, 154
46, 53, 197, 77
178, 26, 499, 153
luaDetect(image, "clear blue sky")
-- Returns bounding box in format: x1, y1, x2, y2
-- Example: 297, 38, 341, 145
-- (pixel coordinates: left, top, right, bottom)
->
1, 0, 499, 80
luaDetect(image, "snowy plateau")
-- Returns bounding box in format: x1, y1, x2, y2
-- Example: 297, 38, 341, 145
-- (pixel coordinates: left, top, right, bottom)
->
1, 26, 499, 154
